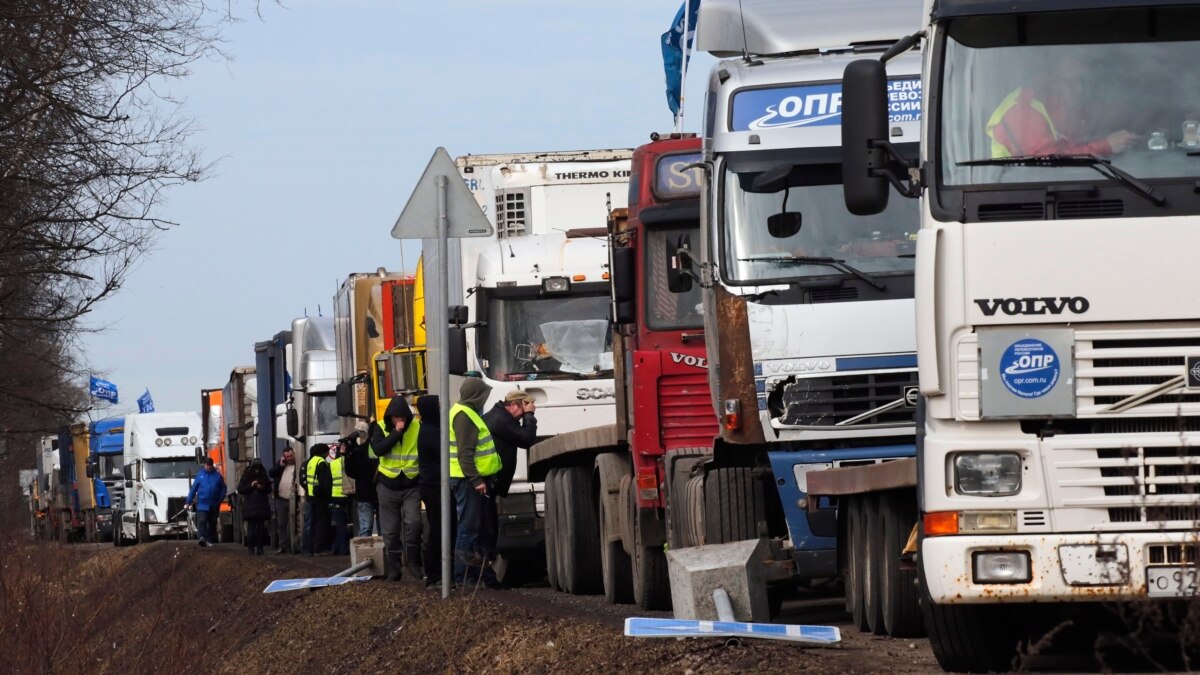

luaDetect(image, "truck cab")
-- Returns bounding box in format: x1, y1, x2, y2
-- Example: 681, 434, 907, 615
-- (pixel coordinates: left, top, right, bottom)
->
116, 412, 205, 544
89, 417, 125, 540
281, 316, 340, 455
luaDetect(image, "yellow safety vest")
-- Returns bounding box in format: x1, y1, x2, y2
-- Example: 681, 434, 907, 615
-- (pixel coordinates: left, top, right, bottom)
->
986, 87, 1059, 159
448, 403, 500, 478
305, 455, 325, 498
329, 456, 345, 498
371, 419, 420, 480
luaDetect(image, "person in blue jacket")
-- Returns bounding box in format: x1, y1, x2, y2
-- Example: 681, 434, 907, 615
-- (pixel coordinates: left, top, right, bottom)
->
187, 457, 228, 547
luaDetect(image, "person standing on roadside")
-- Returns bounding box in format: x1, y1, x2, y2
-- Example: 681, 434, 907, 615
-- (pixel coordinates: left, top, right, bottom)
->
416, 394, 455, 588
345, 422, 379, 536
370, 395, 423, 581
328, 441, 351, 555
186, 457, 227, 547
449, 377, 498, 584
480, 389, 538, 583
269, 447, 301, 554
237, 459, 272, 555
301, 443, 332, 555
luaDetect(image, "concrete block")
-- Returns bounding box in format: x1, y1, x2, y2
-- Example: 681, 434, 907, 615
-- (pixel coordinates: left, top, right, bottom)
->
666, 538, 770, 622
350, 535, 385, 577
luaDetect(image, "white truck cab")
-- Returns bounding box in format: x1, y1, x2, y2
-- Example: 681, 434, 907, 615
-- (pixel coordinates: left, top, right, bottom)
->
117, 411, 205, 544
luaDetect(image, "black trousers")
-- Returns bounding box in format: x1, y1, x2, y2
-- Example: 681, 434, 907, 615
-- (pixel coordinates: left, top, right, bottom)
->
306, 499, 331, 554
245, 518, 268, 548
420, 483, 456, 582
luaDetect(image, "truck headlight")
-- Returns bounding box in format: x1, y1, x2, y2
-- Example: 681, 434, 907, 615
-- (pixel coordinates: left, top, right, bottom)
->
972, 551, 1031, 583
542, 276, 570, 294
954, 453, 1021, 496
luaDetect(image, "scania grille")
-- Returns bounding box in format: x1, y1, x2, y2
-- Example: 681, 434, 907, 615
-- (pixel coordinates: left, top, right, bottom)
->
768, 371, 918, 427
658, 373, 717, 448
1049, 438, 1200, 529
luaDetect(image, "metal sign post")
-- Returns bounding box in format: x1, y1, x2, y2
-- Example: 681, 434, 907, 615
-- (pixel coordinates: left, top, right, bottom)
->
392, 147, 493, 600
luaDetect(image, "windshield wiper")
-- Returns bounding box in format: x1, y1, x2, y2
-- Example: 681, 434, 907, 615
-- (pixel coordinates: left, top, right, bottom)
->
959, 154, 1165, 206
739, 255, 886, 290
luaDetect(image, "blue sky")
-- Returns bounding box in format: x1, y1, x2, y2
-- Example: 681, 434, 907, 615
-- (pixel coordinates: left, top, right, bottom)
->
83, 1, 715, 415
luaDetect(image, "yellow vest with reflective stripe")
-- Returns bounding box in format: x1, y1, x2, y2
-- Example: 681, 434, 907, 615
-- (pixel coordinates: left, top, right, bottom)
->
305, 455, 325, 498
329, 456, 346, 498
449, 403, 499, 478
986, 87, 1059, 159
372, 419, 420, 479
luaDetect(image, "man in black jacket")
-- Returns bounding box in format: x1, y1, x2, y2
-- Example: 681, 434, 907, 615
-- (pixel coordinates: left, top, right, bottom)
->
300, 443, 333, 556
344, 422, 378, 537
480, 389, 538, 584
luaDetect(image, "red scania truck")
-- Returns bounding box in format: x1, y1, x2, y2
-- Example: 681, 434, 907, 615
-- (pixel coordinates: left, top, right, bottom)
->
530, 134, 715, 609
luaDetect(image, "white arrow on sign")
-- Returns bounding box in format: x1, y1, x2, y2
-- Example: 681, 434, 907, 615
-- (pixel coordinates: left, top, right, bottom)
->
391, 147, 493, 240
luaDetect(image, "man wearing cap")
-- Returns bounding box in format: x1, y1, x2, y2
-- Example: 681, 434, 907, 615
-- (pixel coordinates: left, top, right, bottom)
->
480, 389, 538, 585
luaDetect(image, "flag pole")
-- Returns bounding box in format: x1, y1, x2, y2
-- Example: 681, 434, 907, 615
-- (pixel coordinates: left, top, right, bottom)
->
674, 0, 692, 133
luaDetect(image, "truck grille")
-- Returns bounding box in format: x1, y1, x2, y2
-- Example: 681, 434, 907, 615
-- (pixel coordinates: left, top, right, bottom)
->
769, 371, 918, 427
167, 497, 187, 522
1049, 438, 1200, 529
658, 372, 717, 449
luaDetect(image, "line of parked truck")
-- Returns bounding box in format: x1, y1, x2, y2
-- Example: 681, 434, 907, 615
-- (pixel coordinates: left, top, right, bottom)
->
25, 0, 1200, 670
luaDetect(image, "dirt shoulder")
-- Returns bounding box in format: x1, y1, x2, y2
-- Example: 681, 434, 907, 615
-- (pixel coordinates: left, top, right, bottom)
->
3, 541, 939, 674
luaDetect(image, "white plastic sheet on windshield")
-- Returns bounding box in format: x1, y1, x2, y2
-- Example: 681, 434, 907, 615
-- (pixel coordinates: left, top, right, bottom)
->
539, 320, 609, 374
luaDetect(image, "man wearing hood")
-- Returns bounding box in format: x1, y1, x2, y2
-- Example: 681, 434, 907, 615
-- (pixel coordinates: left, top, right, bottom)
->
416, 394, 455, 587
370, 395, 423, 581
449, 376, 498, 584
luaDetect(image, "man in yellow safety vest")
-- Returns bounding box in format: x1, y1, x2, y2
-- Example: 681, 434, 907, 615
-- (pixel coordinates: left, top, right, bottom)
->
369, 395, 422, 581
449, 376, 497, 585
300, 443, 332, 555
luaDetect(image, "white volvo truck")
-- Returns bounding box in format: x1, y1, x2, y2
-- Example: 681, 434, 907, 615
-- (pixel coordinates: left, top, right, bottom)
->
116, 411, 205, 545
830, 0, 1200, 670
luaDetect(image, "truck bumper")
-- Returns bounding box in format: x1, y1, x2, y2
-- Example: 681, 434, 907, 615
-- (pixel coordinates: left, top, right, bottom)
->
149, 522, 189, 538
923, 531, 1200, 603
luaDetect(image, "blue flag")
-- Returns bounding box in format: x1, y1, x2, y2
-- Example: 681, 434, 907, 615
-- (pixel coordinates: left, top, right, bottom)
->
89, 376, 119, 404
661, 0, 701, 117
137, 389, 155, 413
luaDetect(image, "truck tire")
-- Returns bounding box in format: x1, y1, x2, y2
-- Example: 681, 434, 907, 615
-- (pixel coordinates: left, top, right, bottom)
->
558, 466, 602, 595
849, 496, 870, 631
841, 497, 856, 614
703, 466, 765, 544
880, 491, 923, 637
544, 468, 561, 591
919, 545, 1021, 672
136, 518, 149, 545
863, 494, 886, 634
112, 511, 124, 547
599, 490, 633, 604
630, 487, 671, 611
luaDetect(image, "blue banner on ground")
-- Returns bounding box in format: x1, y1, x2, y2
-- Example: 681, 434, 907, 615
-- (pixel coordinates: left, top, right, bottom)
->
89, 376, 119, 404
137, 389, 155, 413
262, 576, 372, 594
624, 617, 841, 645
661, 0, 701, 117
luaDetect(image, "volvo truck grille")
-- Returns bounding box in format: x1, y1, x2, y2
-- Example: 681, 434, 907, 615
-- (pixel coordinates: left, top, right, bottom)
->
658, 372, 717, 448
167, 497, 187, 521
769, 371, 918, 427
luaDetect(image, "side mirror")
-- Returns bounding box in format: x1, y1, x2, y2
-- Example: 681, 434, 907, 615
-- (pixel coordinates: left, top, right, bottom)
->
286, 407, 299, 438
124, 480, 133, 488
85, 464, 94, 479
335, 381, 355, 417
768, 211, 803, 238
195, 447, 205, 463
611, 246, 636, 325
227, 425, 241, 461
449, 305, 469, 325
667, 234, 695, 294
842, 59, 891, 215
448, 327, 468, 375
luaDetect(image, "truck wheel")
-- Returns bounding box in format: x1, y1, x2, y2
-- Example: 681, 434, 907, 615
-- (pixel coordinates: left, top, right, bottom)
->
136, 519, 149, 545
703, 466, 765, 544
558, 466, 602, 595
849, 496, 870, 631
544, 468, 561, 591
599, 490, 633, 604
630, 487, 671, 611
880, 491, 923, 637
919, 544, 1021, 672
112, 512, 123, 547
863, 494, 886, 634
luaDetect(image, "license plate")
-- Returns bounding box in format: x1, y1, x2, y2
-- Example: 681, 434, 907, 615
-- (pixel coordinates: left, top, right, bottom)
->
1146, 566, 1200, 597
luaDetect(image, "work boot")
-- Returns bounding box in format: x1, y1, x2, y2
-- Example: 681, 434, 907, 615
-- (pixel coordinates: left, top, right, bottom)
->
385, 553, 404, 582
405, 546, 424, 581
256, 546, 264, 555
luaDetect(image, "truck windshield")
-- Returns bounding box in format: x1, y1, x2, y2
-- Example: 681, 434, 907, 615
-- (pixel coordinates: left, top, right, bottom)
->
98, 455, 123, 481
308, 393, 339, 436
143, 459, 197, 480
481, 291, 614, 380
645, 225, 703, 330
721, 157, 917, 285
939, 8, 1200, 188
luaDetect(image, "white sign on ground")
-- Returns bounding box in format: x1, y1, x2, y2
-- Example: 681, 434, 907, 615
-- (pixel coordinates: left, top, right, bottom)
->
262, 576, 372, 594
623, 617, 841, 645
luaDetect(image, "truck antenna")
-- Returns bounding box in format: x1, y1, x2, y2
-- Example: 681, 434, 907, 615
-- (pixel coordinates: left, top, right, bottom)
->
738, 0, 750, 61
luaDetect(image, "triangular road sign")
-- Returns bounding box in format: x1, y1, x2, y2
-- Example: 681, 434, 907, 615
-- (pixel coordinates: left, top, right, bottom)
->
392, 147, 494, 240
